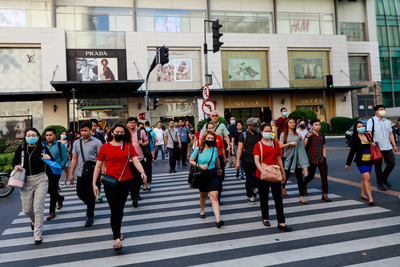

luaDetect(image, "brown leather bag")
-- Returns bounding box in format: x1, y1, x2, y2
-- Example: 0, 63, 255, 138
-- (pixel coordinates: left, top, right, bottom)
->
259, 141, 283, 182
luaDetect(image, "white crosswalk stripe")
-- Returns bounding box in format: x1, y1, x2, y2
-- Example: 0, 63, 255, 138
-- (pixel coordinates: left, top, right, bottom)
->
0, 169, 399, 266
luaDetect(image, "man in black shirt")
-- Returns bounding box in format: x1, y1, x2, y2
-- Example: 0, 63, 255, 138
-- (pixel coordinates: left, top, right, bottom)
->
90, 119, 105, 203
235, 118, 262, 205
231, 121, 245, 180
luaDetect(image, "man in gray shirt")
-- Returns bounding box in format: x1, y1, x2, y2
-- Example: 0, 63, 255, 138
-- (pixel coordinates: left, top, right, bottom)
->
164, 120, 181, 173
70, 121, 102, 227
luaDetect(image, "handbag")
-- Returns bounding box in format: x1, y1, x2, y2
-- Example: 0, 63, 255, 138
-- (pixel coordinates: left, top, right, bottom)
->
366, 133, 383, 163
41, 145, 62, 176
188, 147, 214, 189
80, 139, 96, 177
8, 148, 26, 188
258, 141, 283, 182
101, 142, 130, 188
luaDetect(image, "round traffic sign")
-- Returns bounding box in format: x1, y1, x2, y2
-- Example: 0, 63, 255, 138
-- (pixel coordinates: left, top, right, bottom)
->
202, 100, 216, 116
202, 85, 210, 100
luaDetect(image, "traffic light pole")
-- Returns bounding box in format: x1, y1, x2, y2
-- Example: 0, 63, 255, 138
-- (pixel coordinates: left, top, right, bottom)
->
204, 20, 210, 85
145, 55, 157, 121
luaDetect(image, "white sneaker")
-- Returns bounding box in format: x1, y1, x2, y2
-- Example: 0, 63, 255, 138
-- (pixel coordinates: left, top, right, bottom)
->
248, 197, 256, 205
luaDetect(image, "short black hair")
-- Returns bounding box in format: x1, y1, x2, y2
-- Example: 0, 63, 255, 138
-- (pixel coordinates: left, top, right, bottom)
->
138, 122, 144, 126
310, 119, 320, 125
45, 128, 56, 135
374, 104, 386, 112
127, 117, 138, 123
90, 118, 99, 124
237, 120, 243, 125
145, 121, 150, 126
280, 107, 287, 112
260, 123, 272, 132
80, 120, 93, 130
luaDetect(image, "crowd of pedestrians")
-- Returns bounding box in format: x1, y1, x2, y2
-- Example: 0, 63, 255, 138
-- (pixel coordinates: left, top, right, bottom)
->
10, 104, 398, 250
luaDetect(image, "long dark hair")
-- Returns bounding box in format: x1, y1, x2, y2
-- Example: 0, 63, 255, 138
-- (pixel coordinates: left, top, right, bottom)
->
283, 118, 297, 143
22, 128, 43, 149
199, 131, 215, 153
351, 120, 366, 144
106, 121, 132, 143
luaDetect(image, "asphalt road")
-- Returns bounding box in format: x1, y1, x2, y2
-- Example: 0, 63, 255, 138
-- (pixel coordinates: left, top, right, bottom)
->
0, 138, 399, 266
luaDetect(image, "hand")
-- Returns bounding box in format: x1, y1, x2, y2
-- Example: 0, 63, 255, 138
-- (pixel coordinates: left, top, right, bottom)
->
69, 175, 74, 185
199, 164, 208, 171
394, 146, 398, 153
345, 165, 349, 171
231, 149, 235, 156
152, 158, 156, 163
179, 144, 182, 149
260, 170, 269, 180
141, 172, 147, 183
281, 172, 286, 183
292, 142, 297, 146
235, 162, 240, 170
14, 165, 22, 172
165, 146, 168, 152
93, 185, 99, 198
217, 169, 222, 175
138, 140, 142, 145
42, 154, 51, 160
371, 142, 376, 147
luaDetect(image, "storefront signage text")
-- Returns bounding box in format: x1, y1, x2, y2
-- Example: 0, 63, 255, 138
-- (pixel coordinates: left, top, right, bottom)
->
165, 98, 188, 103
0, 109, 29, 116
235, 100, 259, 106
85, 51, 108, 57
299, 98, 322, 104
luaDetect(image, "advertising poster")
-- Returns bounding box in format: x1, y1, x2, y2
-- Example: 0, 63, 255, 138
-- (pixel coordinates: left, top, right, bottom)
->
0, 9, 26, 27
76, 57, 118, 81
155, 16, 181, 32
175, 59, 192, 81
293, 58, 323, 79
0, 117, 32, 139
156, 62, 174, 82
228, 58, 261, 81
88, 15, 109, 31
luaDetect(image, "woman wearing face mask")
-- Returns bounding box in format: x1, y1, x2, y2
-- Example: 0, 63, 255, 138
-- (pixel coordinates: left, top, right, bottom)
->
253, 123, 291, 231
345, 121, 375, 205
59, 130, 70, 186
296, 120, 308, 140
12, 128, 54, 245
93, 122, 147, 251
189, 131, 224, 228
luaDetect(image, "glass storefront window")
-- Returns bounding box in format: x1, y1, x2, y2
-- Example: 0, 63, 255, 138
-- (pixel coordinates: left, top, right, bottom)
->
67, 31, 125, 49
288, 51, 330, 87
339, 22, 365, 41
349, 56, 369, 81
0, 0, 52, 27
221, 50, 269, 89
276, 12, 334, 35
210, 11, 272, 34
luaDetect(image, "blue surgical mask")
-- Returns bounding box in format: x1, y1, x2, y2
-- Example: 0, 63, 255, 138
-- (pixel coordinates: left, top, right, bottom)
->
357, 127, 366, 134
26, 136, 38, 145
283, 112, 288, 117
61, 135, 67, 140
231, 120, 236, 125
263, 132, 272, 139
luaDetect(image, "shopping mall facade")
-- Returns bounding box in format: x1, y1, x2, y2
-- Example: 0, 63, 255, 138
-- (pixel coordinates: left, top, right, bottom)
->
0, 0, 381, 133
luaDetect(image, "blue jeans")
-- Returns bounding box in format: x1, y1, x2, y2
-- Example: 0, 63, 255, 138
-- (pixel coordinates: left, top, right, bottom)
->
154, 145, 166, 160
234, 146, 244, 176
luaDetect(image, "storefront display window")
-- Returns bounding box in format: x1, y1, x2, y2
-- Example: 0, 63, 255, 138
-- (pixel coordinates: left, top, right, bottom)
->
276, 12, 334, 35
221, 50, 268, 89
288, 51, 330, 87
0, 101, 43, 133
0, 0, 52, 27
209, 11, 272, 34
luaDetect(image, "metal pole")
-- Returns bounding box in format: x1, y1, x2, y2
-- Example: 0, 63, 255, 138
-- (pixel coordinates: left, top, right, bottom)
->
323, 89, 328, 134
204, 20, 209, 80
71, 88, 77, 133
145, 55, 157, 121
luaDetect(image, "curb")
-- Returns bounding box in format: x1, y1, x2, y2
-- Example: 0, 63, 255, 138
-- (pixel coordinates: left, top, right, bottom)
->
325, 136, 345, 139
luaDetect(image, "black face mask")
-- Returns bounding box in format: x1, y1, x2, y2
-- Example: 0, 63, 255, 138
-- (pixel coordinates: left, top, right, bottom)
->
299, 124, 306, 129
205, 140, 215, 147
250, 126, 258, 132
113, 134, 124, 142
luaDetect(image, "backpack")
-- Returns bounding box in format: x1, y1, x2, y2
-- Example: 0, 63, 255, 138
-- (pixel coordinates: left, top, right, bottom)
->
138, 129, 152, 158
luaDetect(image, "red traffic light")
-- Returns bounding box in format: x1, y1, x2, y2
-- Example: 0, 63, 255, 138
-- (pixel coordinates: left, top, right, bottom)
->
139, 113, 146, 120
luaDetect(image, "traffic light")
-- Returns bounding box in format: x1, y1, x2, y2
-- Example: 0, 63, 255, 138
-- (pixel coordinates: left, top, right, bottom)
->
159, 46, 169, 65
212, 19, 223, 53
153, 96, 159, 110
139, 113, 146, 120
326, 75, 333, 89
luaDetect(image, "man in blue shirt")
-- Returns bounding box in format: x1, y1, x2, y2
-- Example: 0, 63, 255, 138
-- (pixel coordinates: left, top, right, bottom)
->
44, 128, 68, 220
176, 119, 192, 167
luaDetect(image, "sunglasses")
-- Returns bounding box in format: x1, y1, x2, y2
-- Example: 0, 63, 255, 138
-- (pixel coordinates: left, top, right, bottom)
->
211, 115, 218, 117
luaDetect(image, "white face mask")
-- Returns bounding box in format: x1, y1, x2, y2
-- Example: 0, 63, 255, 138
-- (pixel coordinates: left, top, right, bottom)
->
378, 110, 386, 117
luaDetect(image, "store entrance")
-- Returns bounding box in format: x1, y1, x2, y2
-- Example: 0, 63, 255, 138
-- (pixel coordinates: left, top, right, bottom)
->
160, 115, 195, 131
224, 107, 272, 124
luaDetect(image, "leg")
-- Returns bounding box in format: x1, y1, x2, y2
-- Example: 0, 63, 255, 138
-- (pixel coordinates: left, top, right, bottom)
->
20, 175, 35, 223
200, 192, 208, 215
294, 167, 306, 203
154, 145, 160, 160
270, 181, 286, 225
382, 150, 396, 182
281, 157, 289, 189
64, 167, 69, 184
84, 176, 95, 218
242, 161, 255, 198
176, 145, 181, 164
374, 160, 384, 186
257, 178, 270, 221
209, 191, 221, 222
181, 142, 188, 165
48, 174, 60, 213
168, 148, 176, 170
33, 173, 48, 239
303, 163, 317, 186
319, 159, 329, 194
362, 172, 374, 203
161, 145, 166, 161
218, 154, 225, 203
360, 174, 367, 198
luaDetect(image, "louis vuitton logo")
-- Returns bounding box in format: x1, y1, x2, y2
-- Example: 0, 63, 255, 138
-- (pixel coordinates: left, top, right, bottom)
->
26, 54, 35, 63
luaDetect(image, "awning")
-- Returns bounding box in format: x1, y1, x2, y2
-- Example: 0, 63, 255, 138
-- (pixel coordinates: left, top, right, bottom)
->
0, 91, 63, 102
78, 105, 124, 110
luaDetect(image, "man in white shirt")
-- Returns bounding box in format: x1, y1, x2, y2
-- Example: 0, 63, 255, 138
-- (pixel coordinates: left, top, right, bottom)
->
367, 105, 398, 191
153, 121, 166, 162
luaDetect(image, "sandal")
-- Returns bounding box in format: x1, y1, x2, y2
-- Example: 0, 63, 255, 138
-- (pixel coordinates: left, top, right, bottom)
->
120, 234, 124, 241
360, 196, 369, 201
113, 241, 123, 251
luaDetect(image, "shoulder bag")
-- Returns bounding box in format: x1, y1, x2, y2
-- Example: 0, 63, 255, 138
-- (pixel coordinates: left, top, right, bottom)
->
41, 145, 62, 176
258, 141, 282, 182
138, 129, 152, 158
188, 147, 215, 189
80, 139, 96, 178
8, 146, 26, 188
365, 133, 383, 164
168, 129, 179, 150
101, 142, 131, 188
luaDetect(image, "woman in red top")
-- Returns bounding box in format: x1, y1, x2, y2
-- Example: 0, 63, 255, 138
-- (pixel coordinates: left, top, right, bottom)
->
253, 123, 291, 232
93, 122, 147, 251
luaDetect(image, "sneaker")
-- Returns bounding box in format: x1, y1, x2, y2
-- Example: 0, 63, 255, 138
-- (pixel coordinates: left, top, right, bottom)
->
248, 197, 256, 205
162, 160, 166, 163
173, 169, 177, 173
132, 199, 138, 208
241, 175, 245, 181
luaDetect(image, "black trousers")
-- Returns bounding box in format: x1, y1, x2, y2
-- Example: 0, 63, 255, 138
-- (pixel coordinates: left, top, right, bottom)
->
282, 157, 304, 197
242, 160, 257, 198
104, 179, 133, 240
304, 158, 328, 194
143, 156, 153, 183
77, 175, 95, 218
375, 150, 396, 185
218, 154, 226, 203
177, 142, 188, 164
168, 147, 177, 170
256, 177, 285, 223
129, 160, 144, 201
48, 174, 63, 213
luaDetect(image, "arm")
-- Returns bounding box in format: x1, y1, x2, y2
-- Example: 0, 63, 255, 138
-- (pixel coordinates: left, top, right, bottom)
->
92, 160, 103, 197
12, 145, 22, 171
345, 140, 357, 170
221, 146, 227, 166
60, 143, 69, 168
231, 137, 235, 156
164, 132, 168, 151
177, 133, 182, 148
69, 153, 78, 184
389, 131, 398, 152
224, 135, 231, 153
323, 145, 326, 158
140, 132, 149, 147
216, 155, 222, 175
277, 156, 286, 183
235, 142, 243, 170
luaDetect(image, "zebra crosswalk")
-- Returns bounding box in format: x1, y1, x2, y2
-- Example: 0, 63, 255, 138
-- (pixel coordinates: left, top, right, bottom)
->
0, 168, 399, 266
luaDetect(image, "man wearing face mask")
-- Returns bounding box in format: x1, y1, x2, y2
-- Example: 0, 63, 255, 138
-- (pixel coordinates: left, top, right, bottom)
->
227, 117, 237, 168
275, 108, 289, 140
235, 118, 262, 205
367, 105, 398, 191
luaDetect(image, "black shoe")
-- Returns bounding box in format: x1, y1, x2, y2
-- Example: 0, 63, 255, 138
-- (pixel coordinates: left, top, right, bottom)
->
137, 195, 142, 201
384, 180, 392, 188
278, 225, 292, 232
85, 217, 94, 227
173, 169, 177, 173
132, 199, 138, 208
30, 223, 34, 231
169, 169, 173, 173
216, 220, 224, 228
200, 213, 206, 219
34, 238, 42, 245
177, 162, 180, 166
377, 184, 387, 191
263, 220, 271, 227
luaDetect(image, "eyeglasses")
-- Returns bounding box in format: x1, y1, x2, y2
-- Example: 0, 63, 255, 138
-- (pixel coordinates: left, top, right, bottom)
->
211, 115, 218, 117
